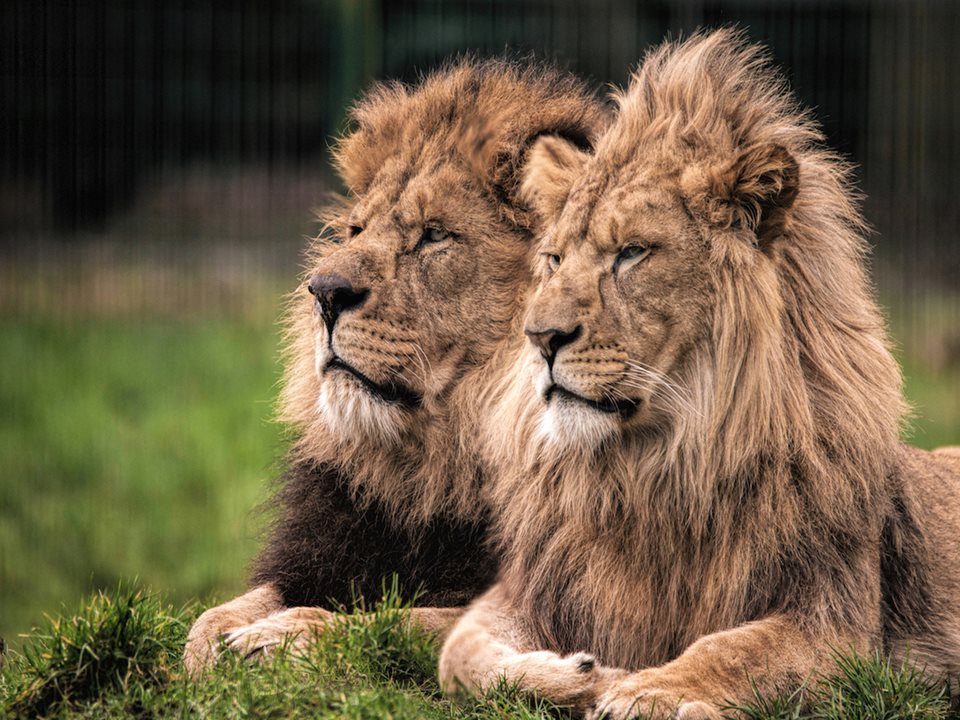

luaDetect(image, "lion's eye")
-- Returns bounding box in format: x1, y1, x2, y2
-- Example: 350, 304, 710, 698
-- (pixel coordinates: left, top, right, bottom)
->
417, 226, 454, 249
614, 244, 651, 272
542, 253, 561, 272
347, 225, 363, 238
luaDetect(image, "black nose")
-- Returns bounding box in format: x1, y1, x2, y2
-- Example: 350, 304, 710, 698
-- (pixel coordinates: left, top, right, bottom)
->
308, 273, 369, 329
524, 325, 582, 365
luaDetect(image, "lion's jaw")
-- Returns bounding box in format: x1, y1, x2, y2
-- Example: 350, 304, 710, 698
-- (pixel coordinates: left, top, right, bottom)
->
313, 329, 411, 446
528, 354, 623, 451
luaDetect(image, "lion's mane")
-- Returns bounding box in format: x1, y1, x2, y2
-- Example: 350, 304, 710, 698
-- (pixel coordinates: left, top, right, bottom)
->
252, 58, 607, 609
484, 30, 909, 669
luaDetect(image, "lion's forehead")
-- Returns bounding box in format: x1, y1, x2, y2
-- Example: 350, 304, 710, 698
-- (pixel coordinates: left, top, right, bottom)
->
350, 161, 492, 240
553, 174, 688, 256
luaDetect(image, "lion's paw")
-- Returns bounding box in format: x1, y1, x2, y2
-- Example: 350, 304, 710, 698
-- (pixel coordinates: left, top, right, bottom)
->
675, 701, 723, 720
184, 605, 252, 675
587, 680, 721, 720
224, 607, 334, 661
497, 650, 626, 711
183, 585, 284, 675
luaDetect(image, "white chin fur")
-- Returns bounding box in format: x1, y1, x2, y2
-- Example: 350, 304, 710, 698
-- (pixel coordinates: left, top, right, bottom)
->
536, 398, 618, 451
314, 329, 405, 444
317, 376, 405, 445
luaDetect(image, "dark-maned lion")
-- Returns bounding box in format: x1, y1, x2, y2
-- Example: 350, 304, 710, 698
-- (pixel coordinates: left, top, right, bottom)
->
183, 58, 607, 672
439, 30, 960, 719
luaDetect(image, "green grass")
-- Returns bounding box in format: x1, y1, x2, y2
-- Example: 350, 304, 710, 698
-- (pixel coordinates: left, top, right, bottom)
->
0, 313, 285, 647
888, 293, 960, 449
0, 583, 561, 720
899, 353, 960, 449
727, 652, 952, 720
1, 293, 958, 718
0, 584, 954, 719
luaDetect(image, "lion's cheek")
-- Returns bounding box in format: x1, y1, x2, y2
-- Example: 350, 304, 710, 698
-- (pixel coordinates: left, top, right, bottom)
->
313, 330, 330, 380
418, 250, 480, 322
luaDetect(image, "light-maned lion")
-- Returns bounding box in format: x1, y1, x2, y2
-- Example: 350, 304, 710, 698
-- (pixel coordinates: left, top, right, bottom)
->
438, 30, 960, 719
182, 58, 608, 672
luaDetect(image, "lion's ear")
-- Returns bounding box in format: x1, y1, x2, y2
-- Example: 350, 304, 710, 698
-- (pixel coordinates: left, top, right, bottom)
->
689, 143, 799, 244
520, 135, 591, 225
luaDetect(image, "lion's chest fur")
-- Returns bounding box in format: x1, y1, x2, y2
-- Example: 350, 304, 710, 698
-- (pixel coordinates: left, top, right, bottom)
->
493, 450, 889, 671
499, 503, 778, 669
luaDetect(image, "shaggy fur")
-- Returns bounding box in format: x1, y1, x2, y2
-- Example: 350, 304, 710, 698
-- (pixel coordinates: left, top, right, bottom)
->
183, 58, 608, 672
250, 460, 494, 608
277, 57, 605, 528
439, 30, 960, 719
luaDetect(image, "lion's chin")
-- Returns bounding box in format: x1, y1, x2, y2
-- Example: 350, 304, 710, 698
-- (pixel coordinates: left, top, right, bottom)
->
317, 375, 407, 446
536, 398, 619, 452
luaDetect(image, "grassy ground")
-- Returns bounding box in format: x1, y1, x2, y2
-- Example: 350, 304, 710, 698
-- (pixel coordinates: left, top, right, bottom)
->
889, 292, 960, 450
0, 584, 571, 720
0, 584, 954, 720
1, 289, 958, 718
900, 353, 960, 449
0, 312, 285, 648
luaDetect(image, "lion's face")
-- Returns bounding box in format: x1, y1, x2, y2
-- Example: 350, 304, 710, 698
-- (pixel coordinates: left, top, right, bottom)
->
282, 60, 607, 460
517, 116, 800, 451
521, 171, 713, 448
307, 162, 526, 443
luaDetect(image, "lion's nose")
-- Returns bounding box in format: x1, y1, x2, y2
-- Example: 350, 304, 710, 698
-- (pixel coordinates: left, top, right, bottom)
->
524, 325, 582, 365
307, 273, 369, 329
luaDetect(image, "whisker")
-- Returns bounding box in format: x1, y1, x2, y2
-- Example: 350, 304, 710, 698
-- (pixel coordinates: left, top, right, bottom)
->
381, 363, 416, 386
411, 341, 435, 380
623, 359, 702, 418
403, 350, 428, 387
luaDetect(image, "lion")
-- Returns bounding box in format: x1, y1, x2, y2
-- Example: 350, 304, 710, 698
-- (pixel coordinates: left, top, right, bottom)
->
437, 30, 960, 719
182, 58, 608, 672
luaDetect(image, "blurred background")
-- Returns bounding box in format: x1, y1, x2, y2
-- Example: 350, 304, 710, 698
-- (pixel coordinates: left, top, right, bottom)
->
1, 0, 958, 647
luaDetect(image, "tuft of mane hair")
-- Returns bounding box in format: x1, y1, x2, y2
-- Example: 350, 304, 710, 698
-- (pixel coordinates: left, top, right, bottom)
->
333, 55, 603, 232
487, 27, 908, 670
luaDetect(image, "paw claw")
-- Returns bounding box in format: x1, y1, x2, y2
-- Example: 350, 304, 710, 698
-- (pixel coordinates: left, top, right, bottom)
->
243, 643, 275, 662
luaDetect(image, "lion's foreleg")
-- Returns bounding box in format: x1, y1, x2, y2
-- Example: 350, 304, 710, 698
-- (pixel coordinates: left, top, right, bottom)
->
184, 583, 284, 675
588, 614, 871, 720
225, 605, 467, 659
439, 583, 614, 710
224, 605, 335, 658
403, 606, 467, 642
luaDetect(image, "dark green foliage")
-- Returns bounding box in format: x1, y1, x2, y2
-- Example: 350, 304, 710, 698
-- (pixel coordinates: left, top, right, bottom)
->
811, 651, 950, 720
3, 585, 957, 719
0, 585, 188, 718
725, 650, 951, 720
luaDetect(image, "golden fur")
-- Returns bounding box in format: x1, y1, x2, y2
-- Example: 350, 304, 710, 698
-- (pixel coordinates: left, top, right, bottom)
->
440, 30, 960, 719
183, 58, 608, 672
282, 57, 607, 527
